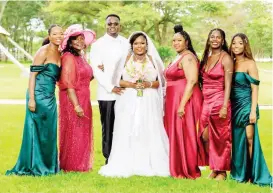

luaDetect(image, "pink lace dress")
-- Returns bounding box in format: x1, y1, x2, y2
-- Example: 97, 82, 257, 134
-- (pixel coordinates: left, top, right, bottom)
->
58, 52, 93, 172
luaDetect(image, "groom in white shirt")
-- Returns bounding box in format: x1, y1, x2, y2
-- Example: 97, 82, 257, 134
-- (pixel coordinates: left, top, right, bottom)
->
90, 14, 128, 164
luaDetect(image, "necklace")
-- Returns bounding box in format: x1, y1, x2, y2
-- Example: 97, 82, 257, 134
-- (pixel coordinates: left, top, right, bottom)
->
133, 54, 146, 63
125, 55, 149, 79
210, 50, 222, 56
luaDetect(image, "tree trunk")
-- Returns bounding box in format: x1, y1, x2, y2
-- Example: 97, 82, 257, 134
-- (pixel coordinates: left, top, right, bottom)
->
154, 21, 161, 44
161, 21, 168, 46
0, 0, 8, 23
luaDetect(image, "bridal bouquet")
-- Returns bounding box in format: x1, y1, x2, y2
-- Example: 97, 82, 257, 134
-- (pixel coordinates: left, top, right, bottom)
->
125, 59, 149, 97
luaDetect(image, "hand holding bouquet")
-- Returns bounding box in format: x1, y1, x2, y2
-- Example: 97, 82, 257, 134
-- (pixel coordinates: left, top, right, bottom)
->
126, 59, 149, 97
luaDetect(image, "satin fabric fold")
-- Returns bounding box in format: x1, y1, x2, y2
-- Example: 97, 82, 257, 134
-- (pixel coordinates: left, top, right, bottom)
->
230, 72, 272, 186
198, 54, 232, 171
164, 53, 203, 179
6, 63, 60, 176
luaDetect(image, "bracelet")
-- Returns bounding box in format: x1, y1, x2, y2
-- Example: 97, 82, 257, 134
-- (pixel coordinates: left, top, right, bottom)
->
149, 81, 153, 88
222, 106, 227, 110
74, 105, 81, 111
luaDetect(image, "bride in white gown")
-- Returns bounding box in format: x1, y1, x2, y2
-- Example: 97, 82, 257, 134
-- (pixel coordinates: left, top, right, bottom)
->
98, 31, 170, 177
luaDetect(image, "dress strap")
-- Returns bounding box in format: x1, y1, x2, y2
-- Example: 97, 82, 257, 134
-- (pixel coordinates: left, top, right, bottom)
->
245, 73, 260, 85
218, 51, 227, 64
30, 64, 48, 72
176, 52, 198, 66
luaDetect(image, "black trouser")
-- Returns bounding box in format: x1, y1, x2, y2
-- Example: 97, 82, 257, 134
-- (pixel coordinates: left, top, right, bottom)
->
98, 100, 115, 163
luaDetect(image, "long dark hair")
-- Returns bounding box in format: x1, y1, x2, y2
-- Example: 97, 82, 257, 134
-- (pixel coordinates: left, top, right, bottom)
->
174, 24, 198, 60
229, 33, 254, 61
42, 24, 61, 46
200, 28, 229, 71
62, 35, 81, 56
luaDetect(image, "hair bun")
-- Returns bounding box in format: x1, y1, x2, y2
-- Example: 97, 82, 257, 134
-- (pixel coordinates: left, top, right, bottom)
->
174, 24, 183, 33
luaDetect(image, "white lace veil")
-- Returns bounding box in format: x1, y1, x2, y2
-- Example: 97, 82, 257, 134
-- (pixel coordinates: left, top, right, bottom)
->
112, 31, 166, 112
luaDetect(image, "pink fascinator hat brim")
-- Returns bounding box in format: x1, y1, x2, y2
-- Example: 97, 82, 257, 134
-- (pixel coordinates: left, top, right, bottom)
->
60, 24, 96, 51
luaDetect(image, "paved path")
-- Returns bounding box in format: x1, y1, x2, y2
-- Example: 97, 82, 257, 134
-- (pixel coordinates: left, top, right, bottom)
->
0, 99, 272, 109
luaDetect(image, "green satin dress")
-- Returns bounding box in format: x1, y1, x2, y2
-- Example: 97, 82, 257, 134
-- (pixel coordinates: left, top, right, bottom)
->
230, 72, 272, 186
6, 63, 60, 176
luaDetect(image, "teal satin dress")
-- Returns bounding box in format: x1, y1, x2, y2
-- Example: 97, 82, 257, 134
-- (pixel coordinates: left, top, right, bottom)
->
230, 72, 272, 186
6, 63, 60, 176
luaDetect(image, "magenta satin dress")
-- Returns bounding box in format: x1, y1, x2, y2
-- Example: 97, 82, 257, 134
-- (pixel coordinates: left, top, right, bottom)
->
198, 52, 232, 171
164, 53, 203, 179
58, 52, 94, 172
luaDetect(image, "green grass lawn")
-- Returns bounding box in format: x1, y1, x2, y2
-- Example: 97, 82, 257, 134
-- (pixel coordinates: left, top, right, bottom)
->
0, 62, 271, 104
0, 105, 272, 193
0, 62, 98, 100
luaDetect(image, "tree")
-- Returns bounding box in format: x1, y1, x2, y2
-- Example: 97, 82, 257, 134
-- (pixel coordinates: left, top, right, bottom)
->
0, 0, 8, 23
242, 1, 272, 57
43, 1, 108, 31
1, 1, 45, 57
1, 0, 272, 60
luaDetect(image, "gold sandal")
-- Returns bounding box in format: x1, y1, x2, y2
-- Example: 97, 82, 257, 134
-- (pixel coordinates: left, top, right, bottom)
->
215, 172, 227, 181
207, 170, 218, 179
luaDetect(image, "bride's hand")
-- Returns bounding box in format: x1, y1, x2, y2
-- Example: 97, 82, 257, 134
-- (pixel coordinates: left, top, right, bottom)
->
135, 81, 151, 89
135, 82, 145, 89
143, 81, 152, 89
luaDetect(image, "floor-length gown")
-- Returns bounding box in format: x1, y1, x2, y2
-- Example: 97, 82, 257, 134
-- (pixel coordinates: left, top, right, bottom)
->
230, 72, 272, 186
6, 63, 60, 176
58, 52, 93, 172
99, 55, 170, 177
198, 53, 232, 171
164, 53, 203, 179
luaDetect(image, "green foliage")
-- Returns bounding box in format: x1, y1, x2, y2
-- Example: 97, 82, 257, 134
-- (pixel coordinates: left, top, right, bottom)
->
243, 1, 272, 57
43, 1, 108, 29
157, 46, 175, 64
1, 1, 272, 57
1, 1, 46, 55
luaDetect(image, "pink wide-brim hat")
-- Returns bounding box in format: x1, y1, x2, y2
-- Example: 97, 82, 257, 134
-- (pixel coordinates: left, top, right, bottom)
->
60, 24, 96, 51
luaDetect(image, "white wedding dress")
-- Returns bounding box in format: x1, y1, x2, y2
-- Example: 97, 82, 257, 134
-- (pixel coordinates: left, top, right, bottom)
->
99, 56, 170, 177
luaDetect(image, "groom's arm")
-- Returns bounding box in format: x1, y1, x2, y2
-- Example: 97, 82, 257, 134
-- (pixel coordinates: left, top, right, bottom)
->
90, 43, 115, 93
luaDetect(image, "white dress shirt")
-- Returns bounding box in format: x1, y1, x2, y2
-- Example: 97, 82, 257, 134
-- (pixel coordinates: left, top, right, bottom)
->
90, 33, 128, 101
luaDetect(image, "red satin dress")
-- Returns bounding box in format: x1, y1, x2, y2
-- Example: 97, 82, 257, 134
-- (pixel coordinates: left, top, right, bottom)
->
58, 52, 94, 172
164, 53, 203, 179
198, 52, 231, 171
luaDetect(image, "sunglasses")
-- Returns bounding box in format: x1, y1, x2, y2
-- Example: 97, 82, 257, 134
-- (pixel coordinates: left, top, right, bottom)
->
107, 22, 119, 27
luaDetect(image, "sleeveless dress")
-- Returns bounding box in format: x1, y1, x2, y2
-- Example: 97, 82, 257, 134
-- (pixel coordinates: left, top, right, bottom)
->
198, 53, 232, 171
58, 52, 94, 172
99, 55, 170, 177
230, 72, 272, 186
164, 53, 203, 179
6, 63, 60, 176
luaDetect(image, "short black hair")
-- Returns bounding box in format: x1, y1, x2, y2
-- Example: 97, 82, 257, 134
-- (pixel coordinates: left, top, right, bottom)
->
129, 32, 147, 50
105, 14, 120, 21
